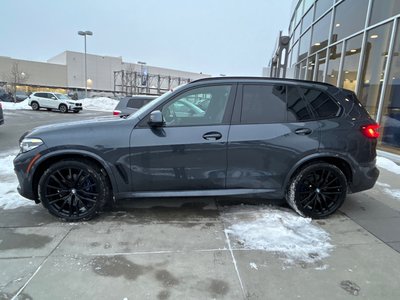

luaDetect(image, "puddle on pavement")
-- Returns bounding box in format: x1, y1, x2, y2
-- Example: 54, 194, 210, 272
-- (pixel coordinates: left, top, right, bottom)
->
0, 229, 53, 250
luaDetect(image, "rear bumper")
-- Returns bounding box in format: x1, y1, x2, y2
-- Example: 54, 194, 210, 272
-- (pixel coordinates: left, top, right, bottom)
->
349, 160, 379, 193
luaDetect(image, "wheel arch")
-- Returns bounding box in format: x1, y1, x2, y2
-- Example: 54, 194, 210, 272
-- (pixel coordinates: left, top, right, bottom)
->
284, 153, 353, 192
31, 150, 118, 201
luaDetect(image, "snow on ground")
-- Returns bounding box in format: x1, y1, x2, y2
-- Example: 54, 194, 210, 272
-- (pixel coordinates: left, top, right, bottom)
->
223, 205, 333, 265
1, 99, 30, 110
0, 151, 35, 209
377, 156, 400, 175
79, 97, 119, 112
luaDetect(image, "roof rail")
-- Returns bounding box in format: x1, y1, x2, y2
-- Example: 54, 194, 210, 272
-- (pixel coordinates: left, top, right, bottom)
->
189, 76, 336, 88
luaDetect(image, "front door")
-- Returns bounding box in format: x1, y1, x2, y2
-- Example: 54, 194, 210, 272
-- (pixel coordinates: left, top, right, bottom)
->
129, 84, 236, 191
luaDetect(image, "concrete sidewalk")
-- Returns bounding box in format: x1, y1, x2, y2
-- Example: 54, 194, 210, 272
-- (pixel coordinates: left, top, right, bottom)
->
1, 189, 400, 300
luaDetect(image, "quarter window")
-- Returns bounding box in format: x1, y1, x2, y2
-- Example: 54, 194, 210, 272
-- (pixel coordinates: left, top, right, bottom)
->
241, 84, 286, 124
300, 87, 339, 118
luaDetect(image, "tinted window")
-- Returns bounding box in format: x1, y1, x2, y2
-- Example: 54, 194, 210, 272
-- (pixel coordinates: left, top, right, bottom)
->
241, 84, 286, 124
287, 86, 312, 121
35, 93, 47, 98
127, 99, 142, 109
161, 85, 231, 126
300, 87, 339, 118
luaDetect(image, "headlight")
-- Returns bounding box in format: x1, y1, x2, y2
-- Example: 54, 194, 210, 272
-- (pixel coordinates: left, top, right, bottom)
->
20, 138, 43, 153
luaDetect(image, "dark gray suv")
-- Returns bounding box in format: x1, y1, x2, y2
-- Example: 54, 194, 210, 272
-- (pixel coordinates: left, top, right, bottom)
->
14, 77, 379, 221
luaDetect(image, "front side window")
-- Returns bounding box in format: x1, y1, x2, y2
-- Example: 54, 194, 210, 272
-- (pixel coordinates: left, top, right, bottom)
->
300, 87, 339, 118
55, 93, 70, 100
241, 84, 286, 124
161, 85, 231, 126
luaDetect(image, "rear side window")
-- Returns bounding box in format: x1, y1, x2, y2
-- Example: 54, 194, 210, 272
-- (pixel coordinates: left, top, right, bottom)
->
127, 99, 142, 109
287, 86, 312, 121
300, 87, 339, 118
35, 93, 47, 98
241, 84, 286, 124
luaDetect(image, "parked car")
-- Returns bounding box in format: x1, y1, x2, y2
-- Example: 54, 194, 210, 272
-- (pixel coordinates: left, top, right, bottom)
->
0, 90, 14, 102
0, 102, 4, 125
113, 95, 157, 117
28, 92, 83, 113
14, 77, 379, 221
15, 91, 29, 102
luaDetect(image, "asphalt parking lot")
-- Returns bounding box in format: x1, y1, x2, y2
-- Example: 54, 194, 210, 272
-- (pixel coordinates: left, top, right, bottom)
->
1, 109, 400, 300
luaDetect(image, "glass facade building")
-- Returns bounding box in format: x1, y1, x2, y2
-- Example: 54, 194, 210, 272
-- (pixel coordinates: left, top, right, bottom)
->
285, 0, 400, 154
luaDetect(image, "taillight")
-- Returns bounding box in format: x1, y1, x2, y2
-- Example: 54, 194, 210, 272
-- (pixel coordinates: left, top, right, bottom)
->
113, 110, 121, 116
361, 123, 380, 138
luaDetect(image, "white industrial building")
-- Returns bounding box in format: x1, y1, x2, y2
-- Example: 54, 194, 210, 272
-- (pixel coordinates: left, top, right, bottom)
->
0, 51, 209, 96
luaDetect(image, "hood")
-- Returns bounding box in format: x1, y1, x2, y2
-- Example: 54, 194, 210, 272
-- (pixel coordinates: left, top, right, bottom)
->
26, 116, 125, 138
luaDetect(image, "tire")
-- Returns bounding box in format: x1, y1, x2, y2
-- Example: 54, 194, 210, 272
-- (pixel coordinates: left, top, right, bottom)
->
286, 163, 347, 219
31, 102, 40, 111
59, 104, 68, 113
38, 159, 111, 221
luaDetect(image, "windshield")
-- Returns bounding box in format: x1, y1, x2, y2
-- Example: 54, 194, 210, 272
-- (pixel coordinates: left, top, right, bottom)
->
55, 93, 71, 100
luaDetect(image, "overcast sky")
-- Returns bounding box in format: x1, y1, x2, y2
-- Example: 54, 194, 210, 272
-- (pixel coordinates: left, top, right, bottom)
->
0, 0, 292, 76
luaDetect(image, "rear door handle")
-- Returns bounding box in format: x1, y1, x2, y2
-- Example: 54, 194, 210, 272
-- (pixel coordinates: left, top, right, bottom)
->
295, 128, 312, 135
203, 131, 222, 141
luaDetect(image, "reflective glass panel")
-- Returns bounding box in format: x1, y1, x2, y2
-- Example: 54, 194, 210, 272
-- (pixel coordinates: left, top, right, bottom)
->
315, 0, 333, 21
300, 60, 307, 79
331, 0, 368, 43
340, 34, 363, 91
307, 55, 316, 80
325, 42, 342, 85
370, 0, 400, 26
316, 49, 328, 82
359, 22, 393, 118
380, 21, 400, 152
302, 6, 314, 34
298, 29, 311, 61
310, 11, 332, 54
291, 41, 300, 67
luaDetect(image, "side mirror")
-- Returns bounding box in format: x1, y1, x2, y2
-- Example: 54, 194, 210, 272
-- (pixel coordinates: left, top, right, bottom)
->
51, 96, 57, 100
148, 110, 164, 127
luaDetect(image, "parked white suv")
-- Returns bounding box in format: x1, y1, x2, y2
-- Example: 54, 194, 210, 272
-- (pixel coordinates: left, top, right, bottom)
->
28, 92, 83, 113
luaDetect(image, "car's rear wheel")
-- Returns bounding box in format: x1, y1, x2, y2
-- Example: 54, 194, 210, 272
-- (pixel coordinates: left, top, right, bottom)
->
286, 163, 347, 219
59, 104, 68, 113
31, 102, 40, 111
38, 159, 110, 221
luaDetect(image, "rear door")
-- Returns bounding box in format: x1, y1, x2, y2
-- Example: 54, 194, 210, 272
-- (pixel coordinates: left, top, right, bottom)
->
226, 84, 320, 193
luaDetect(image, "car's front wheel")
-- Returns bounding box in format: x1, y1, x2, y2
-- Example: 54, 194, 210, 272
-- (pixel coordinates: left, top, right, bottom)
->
31, 102, 40, 111
38, 159, 111, 221
286, 163, 347, 219
59, 104, 68, 113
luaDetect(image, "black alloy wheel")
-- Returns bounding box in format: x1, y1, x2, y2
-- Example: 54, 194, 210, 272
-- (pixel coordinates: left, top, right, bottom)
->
31, 102, 40, 110
286, 163, 347, 219
59, 104, 68, 113
38, 160, 110, 221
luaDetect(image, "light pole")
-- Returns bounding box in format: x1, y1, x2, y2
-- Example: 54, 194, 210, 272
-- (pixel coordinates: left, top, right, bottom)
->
78, 30, 93, 98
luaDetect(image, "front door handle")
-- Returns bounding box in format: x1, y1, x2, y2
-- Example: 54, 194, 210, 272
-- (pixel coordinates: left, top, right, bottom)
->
295, 128, 312, 135
203, 131, 222, 141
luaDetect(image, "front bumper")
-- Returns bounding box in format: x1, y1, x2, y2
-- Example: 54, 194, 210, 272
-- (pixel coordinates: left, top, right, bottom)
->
70, 106, 83, 111
13, 148, 44, 202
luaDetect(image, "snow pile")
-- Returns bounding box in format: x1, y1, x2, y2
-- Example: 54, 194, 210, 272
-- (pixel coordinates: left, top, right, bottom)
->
1, 99, 30, 110
79, 97, 119, 112
223, 205, 333, 264
377, 156, 400, 175
0, 152, 35, 209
